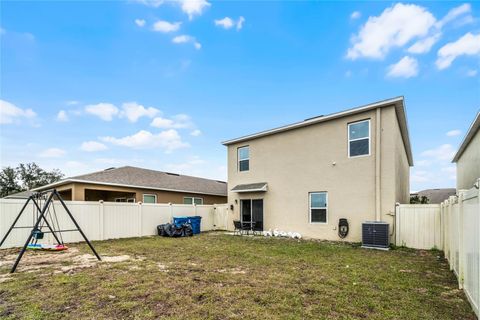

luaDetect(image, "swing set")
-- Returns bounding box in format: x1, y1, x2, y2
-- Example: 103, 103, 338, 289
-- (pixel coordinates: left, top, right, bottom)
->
0, 189, 101, 273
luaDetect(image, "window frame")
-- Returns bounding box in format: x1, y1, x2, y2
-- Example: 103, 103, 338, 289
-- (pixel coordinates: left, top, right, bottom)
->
115, 197, 126, 202
142, 194, 157, 204
237, 145, 250, 172
347, 119, 371, 158
309, 192, 328, 224
183, 197, 204, 205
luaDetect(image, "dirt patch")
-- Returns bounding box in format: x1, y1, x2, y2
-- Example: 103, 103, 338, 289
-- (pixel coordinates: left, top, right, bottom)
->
216, 268, 246, 275
0, 247, 137, 275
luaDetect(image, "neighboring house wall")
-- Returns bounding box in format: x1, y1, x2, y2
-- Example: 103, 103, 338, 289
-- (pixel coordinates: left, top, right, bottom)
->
54, 182, 227, 204
457, 129, 480, 190
226, 105, 410, 242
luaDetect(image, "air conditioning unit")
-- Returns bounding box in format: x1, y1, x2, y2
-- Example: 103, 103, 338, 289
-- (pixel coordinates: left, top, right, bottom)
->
362, 221, 390, 250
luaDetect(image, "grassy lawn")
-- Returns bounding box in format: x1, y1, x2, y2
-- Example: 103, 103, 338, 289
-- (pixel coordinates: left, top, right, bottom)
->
0, 232, 475, 319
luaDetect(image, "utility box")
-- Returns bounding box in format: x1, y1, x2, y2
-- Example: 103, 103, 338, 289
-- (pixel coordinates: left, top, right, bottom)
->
362, 221, 390, 250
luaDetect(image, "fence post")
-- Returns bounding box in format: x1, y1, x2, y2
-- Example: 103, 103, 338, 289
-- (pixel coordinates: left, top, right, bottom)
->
99, 200, 104, 241
395, 203, 400, 246
138, 202, 142, 237
169, 203, 173, 222
458, 192, 464, 289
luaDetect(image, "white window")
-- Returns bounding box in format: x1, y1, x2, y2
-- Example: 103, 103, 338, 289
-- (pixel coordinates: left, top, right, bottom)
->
143, 194, 157, 204
127, 198, 135, 203
238, 146, 249, 172
348, 119, 370, 157
115, 198, 126, 202
309, 192, 328, 223
184, 197, 203, 205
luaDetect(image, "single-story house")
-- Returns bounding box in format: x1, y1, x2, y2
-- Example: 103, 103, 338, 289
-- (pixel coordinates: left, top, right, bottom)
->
452, 111, 480, 190
222, 96, 413, 242
410, 188, 456, 204
27, 166, 227, 204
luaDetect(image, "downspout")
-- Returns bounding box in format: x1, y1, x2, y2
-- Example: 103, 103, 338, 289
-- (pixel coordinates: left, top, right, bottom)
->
375, 108, 381, 221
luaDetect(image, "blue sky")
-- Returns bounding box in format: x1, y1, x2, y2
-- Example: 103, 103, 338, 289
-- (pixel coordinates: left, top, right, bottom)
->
0, 1, 479, 192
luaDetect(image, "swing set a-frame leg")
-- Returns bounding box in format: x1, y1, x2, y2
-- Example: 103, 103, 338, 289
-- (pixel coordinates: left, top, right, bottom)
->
0, 196, 32, 248
10, 191, 55, 273
54, 190, 101, 261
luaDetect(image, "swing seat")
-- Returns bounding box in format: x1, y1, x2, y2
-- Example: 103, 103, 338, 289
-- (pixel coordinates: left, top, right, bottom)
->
32, 229, 44, 240
27, 243, 68, 251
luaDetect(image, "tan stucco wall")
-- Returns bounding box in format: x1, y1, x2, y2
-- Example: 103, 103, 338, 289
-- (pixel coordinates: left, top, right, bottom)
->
51, 182, 226, 204
457, 129, 480, 190
226, 105, 410, 242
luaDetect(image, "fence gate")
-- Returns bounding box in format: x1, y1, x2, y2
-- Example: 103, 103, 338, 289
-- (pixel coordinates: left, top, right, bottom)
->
395, 204, 442, 250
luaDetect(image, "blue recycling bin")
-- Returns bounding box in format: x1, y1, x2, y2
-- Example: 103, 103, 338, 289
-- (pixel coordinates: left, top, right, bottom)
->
173, 216, 202, 234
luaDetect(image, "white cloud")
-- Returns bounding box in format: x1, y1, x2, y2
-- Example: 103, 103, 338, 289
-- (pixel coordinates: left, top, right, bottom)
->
436, 3, 471, 29
0, 99, 36, 124
190, 129, 201, 136
214, 16, 245, 30
446, 129, 462, 137
166, 156, 205, 172
348, 3, 473, 60
347, 3, 436, 59
153, 20, 181, 33
85, 103, 119, 121
350, 11, 361, 20
39, 148, 65, 158
215, 17, 234, 29
81, 141, 108, 152
150, 114, 193, 129
387, 56, 418, 78
66, 100, 79, 106
436, 32, 480, 70
135, 19, 146, 27
134, 0, 164, 7
178, 0, 211, 20
237, 16, 245, 30
56, 110, 68, 122
466, 69, 478, 77
172, 35, 201, 50
120, 102, 160, 122
411, 170, 429, 183
415, 160, 431, 167
101, 129, 189, 153
407, 33, 441, 54
421, 144, 456, 161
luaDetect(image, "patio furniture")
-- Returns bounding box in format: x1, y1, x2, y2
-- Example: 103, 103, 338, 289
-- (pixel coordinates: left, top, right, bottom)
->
233, 220, 243, 235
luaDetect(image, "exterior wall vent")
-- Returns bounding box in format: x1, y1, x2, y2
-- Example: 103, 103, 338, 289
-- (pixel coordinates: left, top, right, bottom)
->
362, 221, 390, 250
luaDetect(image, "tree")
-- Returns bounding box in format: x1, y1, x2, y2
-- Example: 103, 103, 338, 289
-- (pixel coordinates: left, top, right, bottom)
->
0, 166, 21, 197
410, 195, 429, 204
0, 163, 64, 197
17, 163, 45, 190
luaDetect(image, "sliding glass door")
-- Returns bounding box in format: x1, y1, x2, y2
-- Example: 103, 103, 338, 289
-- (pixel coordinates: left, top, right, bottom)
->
240, 199, 263, 231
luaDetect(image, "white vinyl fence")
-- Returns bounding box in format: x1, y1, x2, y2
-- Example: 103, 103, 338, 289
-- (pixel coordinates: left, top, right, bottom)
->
396, 180, 480, 318
396, 204, 442, 250
0, 199, 231, 248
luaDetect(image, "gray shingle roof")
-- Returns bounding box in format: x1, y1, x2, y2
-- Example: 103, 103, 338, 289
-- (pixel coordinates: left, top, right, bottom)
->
36, 166, 227, 196
3, 190, 35, 199
411, 188, 456, 204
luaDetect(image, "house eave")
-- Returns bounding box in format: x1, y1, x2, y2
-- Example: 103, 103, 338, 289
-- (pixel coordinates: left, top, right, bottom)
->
452, 111, 480, 163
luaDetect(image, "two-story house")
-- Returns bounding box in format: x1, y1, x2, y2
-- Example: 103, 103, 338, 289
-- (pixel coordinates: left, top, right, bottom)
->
222, 97, 413, 242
